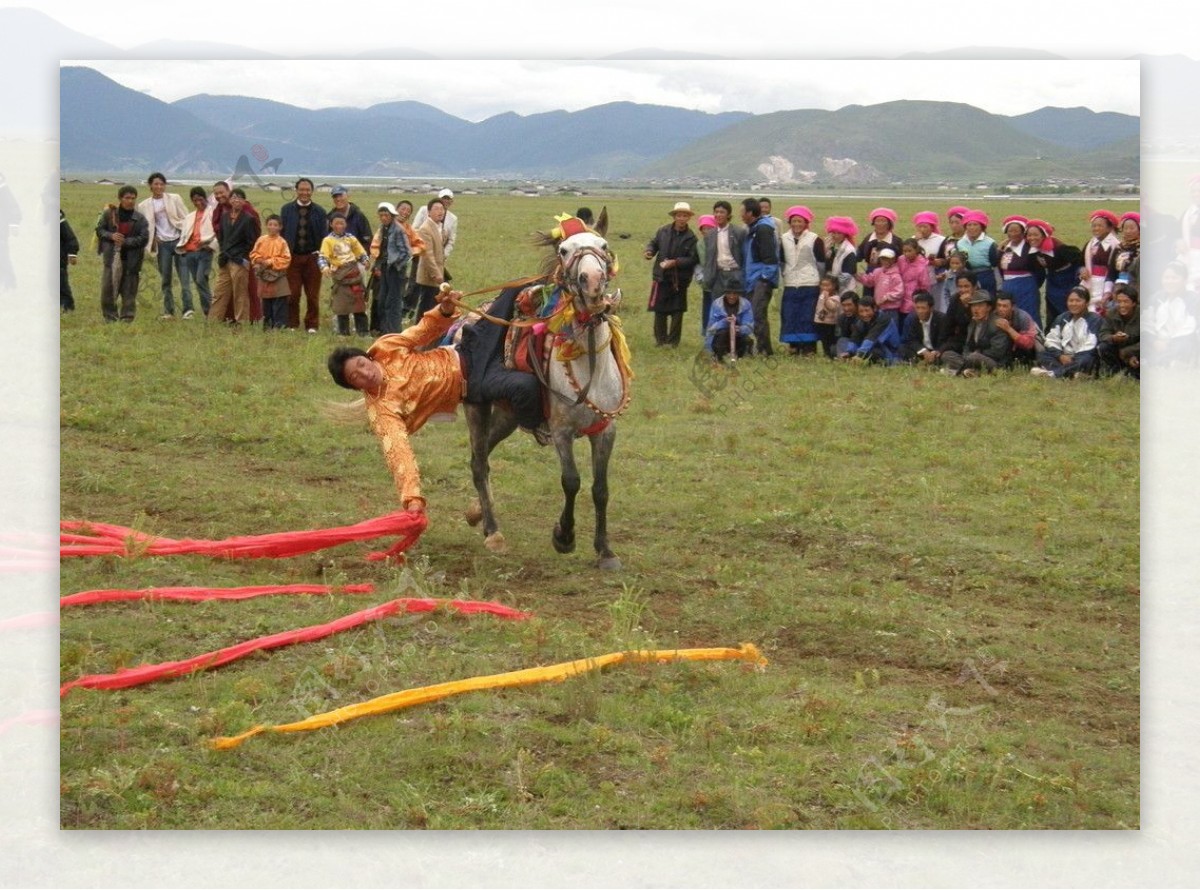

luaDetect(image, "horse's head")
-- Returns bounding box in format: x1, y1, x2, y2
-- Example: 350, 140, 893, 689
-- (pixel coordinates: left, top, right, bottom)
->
558, 230, 615, 315
537, 208, 617, 318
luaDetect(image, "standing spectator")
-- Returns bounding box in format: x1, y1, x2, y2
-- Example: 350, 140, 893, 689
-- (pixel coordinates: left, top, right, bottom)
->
702, 200, 745, 306
934, 207, 969, 311
60, 209, 79, 313
895, 238, 931, 325
644, 201, 700, 348
1027, 218, 1082, 325
249, 213, 292, 330
176, 186, 217, 318
824, 216, 859, 294
95, 185, 149, 323
857, 208, 902, 297
740, 197, 779, 356
394, 199, 425, 323
900, 290, 949, 366
856, 247, 904, 321
210, 180, 263, 324
778, 205, 826, 356
993, 290, 1043, 367
957, 210, 1000, 296
1098, 285, 1140, 379
759, 197, 783, 251
209, 187, 260, 325
369, 201, 411, 335
412, 188, 458, 288
706, 286, 754, 362
998, 215, 1047, 330
696, 213, 717, 340
280, 177, 328, 333
320, 212, 370, 336
136, 172, 188, 319
330, 185, 373, 255
1108, 212, 1140, 294
1081, 209, 1121, 313
939, 290, 1011, 377
1032, 286, 1102, 378
413, 198, 449, 316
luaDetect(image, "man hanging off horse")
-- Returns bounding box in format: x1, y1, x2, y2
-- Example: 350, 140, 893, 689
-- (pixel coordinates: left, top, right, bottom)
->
327, 285, 551, 515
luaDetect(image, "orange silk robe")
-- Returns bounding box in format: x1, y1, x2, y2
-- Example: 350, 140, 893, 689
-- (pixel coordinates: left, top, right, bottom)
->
363, 306, 464, 509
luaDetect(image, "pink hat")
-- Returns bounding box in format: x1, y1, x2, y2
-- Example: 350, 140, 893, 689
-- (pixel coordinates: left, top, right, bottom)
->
947, 206, 970, 221
1119, 211, 1140, 228
824, 216, 859, 239
785, 205, 813, 223
697, 214, 717, 229
1002, 215, 1028, 231
912, 211, 940, 232
962, 210, 990, 228
1025, 218, 1056, 251
868, 207, 897, 226
1090, 209, 1119, 228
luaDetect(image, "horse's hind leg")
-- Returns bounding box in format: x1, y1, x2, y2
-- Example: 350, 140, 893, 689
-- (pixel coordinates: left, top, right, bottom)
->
465, 402, 516, 551
590, 424, 621, 570
552, 428, 579, 554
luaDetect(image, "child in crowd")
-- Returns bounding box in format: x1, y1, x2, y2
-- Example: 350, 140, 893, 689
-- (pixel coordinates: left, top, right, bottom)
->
813, 275, 842, 360
319, 211, 370, 336
896, 238, 931, 321
249, 213, 292, 330
856, 247, 905, 327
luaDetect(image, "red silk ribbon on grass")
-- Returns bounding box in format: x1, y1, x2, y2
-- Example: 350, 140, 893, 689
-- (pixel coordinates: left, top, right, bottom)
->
59, 597, 531, 697
59, 511, 427, 561
61, 583, 377, 608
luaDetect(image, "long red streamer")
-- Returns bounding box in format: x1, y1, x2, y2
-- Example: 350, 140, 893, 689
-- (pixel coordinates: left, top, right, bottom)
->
61, 583, 377, 608
59, 511, 427, 561
59, 597, 531, 697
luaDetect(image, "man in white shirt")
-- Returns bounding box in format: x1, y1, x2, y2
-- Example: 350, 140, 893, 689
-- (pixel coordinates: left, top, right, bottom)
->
136, 172, 189, 318
412, 187, 458, 257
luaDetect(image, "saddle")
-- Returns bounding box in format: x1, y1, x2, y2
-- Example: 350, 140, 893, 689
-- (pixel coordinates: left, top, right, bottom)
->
502, 285, 553, 375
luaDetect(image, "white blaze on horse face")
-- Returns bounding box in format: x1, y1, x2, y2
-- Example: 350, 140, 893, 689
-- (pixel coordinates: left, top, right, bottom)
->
558, 232, 611, 307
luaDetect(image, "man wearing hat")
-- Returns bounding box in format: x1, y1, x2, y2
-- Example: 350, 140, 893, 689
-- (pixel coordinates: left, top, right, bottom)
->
644, 201, 700, 347
280, 177, 329, 332
939, 288, 1011, 376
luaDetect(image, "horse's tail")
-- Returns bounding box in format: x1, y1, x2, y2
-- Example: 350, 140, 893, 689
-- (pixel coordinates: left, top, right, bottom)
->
321, 398, 367, 425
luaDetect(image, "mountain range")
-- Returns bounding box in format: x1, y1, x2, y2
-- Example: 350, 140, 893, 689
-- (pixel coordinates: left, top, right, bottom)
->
60, 65, 1139, 185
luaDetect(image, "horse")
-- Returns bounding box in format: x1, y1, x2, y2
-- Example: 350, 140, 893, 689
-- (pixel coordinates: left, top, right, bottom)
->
463, 211, 631, 570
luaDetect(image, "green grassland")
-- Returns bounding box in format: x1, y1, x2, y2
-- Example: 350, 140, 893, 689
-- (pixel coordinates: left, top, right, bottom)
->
60, 184, 1139, 829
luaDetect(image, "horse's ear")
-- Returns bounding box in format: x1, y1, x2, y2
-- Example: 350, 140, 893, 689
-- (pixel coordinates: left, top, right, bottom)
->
595, 207, 608, 238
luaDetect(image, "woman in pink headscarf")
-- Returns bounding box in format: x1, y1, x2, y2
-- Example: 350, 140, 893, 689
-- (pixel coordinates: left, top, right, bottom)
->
997, 214, 1047, 329
1107, 211, 1139, 296
824, 215, 859, 294
1027, 218, 1083, 325
1081, 209, 1121, 313
857, 207, 901, 298
913, 210, 948, 312
779, 205, 827, 355
955, 209, 1000, 296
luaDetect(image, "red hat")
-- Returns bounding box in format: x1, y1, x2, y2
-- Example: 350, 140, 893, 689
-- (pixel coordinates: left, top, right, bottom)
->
868, 207, 897, 225
1002, 215, 1028, 231
1119, 211, 1140, 228
697, 214, 717, 229
825, 216, 859, 239
785, 205, 813, 223
1025, 218, 1056, 251
947, 206, 970, 221
1090, 209, 1119, 229
962, 210, 990, 228
557, 217, 589, 239
912, 211, 940, 232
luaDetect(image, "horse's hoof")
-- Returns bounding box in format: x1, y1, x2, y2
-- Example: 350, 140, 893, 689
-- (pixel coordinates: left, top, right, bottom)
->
552, 525, 575, 554
484, 532, 507, 553
465, 499, 483, 527
596, 556, 623, 571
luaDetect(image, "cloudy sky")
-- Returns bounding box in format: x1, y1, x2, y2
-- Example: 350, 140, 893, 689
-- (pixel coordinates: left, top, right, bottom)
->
73, 59, 1139, 121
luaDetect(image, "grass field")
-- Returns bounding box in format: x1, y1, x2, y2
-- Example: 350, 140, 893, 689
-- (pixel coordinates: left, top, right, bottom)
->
59, 184, 1139, 829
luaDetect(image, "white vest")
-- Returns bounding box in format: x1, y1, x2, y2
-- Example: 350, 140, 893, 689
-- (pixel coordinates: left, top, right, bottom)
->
781, 229, 820, 287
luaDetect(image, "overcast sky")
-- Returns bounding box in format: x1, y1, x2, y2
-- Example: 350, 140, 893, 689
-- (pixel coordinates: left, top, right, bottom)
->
71, 59, 1140, 121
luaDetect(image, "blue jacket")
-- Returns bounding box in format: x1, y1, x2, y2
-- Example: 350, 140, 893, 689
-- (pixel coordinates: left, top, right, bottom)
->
280, 200, 328, 254
705, 295, 754, 350
850, 310, 901, 362
384, 221, 411, 271
743, 216, 779, 289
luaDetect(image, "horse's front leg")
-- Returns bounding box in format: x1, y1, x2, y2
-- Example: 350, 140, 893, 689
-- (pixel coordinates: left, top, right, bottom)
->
589, 423, 621, 570
465, 402, 509, 552
552, 427, 580, 554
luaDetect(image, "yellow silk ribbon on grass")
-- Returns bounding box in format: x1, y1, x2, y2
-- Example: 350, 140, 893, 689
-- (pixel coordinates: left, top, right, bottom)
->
210, 643, 765, 750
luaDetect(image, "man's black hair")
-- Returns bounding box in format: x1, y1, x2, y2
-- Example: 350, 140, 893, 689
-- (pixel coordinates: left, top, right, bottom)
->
117, 185, 137, 199
741, 198, 762, 219
913, 290, 934, 306
328, 346, 370, 389
147, 172, 166, 186
712, 200, 732, 215
230, 187, 247, 200
189, 186, 207, 201
295, 177, 314, 190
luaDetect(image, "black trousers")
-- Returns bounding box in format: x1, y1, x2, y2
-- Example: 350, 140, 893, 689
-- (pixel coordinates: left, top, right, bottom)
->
653, 311, 683, 346
460, 287, 545, 430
